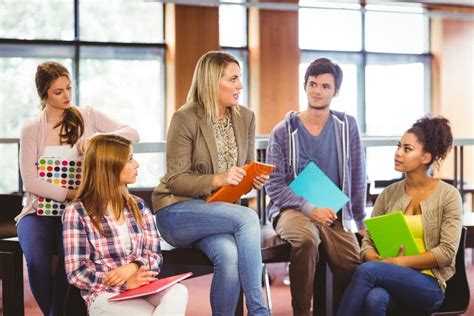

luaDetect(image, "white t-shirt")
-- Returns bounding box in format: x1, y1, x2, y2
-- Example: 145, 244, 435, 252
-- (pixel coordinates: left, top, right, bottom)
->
116, 221, 132, 255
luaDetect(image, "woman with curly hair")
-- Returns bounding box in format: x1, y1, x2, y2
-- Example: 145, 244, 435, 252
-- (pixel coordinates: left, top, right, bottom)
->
337, 116, 462, 316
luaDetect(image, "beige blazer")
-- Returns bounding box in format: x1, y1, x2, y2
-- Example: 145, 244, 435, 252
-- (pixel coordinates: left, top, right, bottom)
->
152, 102, 255, 212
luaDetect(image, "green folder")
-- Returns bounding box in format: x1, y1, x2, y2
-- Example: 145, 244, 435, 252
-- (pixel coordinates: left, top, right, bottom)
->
364, 211, 420, 259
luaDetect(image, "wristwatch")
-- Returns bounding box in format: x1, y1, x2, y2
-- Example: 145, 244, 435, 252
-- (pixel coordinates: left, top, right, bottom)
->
131, 260, 143, 268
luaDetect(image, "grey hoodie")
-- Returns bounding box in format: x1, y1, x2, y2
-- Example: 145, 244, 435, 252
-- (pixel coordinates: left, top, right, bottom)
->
266, 110, 367, 231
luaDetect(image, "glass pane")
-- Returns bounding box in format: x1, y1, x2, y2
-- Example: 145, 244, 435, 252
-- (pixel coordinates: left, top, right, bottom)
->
365, 9, 426, 53
219, 1, 247, 47
0, 144, 20, 194
365, 63, 425, 136
80, 1, 164, 43
299, 6, 361, 51
79, 57, 165, 142
129, 152, 166, 189
223, 49, 248, 107
299, 62, 358, 118
0, 0, 74, 40
366, 146, 402, 183
0, 57, 72, 138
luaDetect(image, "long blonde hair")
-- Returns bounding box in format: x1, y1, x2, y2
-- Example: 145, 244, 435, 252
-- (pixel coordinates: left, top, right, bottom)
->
35, 61, 84, 146
76, 134, 142, 234
186, 51, 240, 123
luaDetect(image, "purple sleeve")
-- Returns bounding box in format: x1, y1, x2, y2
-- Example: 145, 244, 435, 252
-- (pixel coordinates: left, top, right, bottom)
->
265, 125, 314, 215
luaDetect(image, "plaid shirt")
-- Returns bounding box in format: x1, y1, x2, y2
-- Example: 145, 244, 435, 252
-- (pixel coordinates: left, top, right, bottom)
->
62, 196, 162, 307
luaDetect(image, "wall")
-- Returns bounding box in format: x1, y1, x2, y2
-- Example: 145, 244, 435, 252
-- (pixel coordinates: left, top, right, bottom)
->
431, 6, 474, 206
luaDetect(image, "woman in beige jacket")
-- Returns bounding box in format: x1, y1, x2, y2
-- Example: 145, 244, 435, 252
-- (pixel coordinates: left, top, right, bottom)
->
152, 51, 269, 316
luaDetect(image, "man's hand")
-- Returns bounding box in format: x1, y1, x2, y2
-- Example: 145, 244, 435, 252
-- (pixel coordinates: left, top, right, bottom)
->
311, 207, 337, 226
126, 266, 158, 290
104, 263, 139, 287
357, 227, 367, 237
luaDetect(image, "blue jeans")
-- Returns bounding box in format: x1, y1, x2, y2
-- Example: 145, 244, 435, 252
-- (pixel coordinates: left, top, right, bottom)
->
337, 261, 445, 316
17, 214, 68, 316
155, 199, 268, 316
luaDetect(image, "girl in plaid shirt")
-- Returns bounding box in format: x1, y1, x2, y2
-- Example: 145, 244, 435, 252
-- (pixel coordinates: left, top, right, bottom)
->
62, 135, 188, 315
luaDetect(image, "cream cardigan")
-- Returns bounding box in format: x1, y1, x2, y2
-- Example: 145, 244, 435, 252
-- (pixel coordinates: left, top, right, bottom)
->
361, 179, 462, 289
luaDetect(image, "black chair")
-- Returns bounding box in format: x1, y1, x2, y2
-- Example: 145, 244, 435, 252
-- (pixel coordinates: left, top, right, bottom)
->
0, 193, 24, 316
391, 227, 470, 316
431, 227, 470, 315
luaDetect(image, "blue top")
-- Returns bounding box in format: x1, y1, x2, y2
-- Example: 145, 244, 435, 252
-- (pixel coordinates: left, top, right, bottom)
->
296, 115, 340, 187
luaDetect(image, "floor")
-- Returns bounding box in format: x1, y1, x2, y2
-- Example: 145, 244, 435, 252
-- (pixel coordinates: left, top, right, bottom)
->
1, 261, 473, 315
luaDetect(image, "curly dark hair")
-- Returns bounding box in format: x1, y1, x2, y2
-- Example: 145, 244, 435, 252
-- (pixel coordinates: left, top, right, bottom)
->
407, 115, 453, 166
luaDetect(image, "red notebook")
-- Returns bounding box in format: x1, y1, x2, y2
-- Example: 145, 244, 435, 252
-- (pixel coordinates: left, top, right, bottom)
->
206, 162, 276, 204
108, 272, 193, 302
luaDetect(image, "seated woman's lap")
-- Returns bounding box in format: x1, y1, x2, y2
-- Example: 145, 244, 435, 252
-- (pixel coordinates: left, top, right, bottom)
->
155, 199, 259, 247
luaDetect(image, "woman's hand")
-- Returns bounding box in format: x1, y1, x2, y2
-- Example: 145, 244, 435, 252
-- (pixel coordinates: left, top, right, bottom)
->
211, 166, 246, 190
76, 137, 91, 155
66, 189, 78, 201
382, 245, 404, 266
104, 263, 139, 287
126, 266, 158, 290
252, 174, 269, 190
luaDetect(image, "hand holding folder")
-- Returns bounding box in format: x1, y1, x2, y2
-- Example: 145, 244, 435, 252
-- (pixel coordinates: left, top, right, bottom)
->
364, 211, 420, 259
289, 162, 349, 212
108, 272, 193, 302
206, 162, 276, 203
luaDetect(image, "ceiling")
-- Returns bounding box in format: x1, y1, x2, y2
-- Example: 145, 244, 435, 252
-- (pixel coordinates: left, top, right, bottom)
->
314, 0, 474, 7
367, 0, 473, 6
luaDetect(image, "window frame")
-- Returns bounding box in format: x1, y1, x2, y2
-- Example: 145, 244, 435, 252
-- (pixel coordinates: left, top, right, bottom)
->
298, 5, 432, 135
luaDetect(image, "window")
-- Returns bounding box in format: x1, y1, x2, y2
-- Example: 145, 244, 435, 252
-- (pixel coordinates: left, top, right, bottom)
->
299, 1, 361, 51
219, 0, 249, 107
219, 0, 247, 48
298, 2, 430, 182
0, 1, 165, 192
0, 1, 74, 40
80, 2, 164, 43
365, 61, 426, 136
365, 5, 428, 54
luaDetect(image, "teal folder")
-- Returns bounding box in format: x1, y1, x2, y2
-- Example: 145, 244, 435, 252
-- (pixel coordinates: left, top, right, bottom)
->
364, 211, 420, 259
289, 162, 349, 211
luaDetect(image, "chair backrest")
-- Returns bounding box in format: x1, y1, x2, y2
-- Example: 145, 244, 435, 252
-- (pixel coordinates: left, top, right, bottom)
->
129, 188, 154, 211
0, 193, 23, 222
433, 227, 470, 314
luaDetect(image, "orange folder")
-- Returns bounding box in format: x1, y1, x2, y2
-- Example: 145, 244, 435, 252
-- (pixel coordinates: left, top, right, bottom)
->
206, 161, 276, 204
108, 272, 193, 302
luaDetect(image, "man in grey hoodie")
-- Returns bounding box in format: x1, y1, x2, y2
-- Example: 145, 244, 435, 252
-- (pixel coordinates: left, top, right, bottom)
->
266, 58, 367, 316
